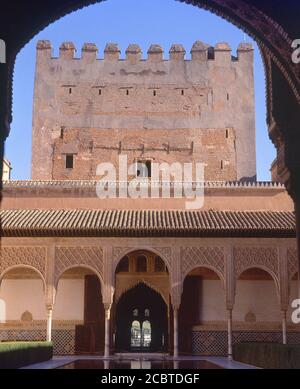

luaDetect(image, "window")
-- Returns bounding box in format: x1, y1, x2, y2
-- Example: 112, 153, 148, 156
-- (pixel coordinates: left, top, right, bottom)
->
142, 321, 151, 348
69, 87, 72, 94
221, 160, 224, 170
225, 129, 229, 139
65, 154, 74, 169
227, 93, 229, 101
131, 320, 141, 347
144, 309, 150, 317
126, 89, 129, 96
154, 256, 165, 272
136, 255, 147, 272
133, 309, 138, 317
153, 90, 156, 97
181, 89, 184, 96
99, 89, 102, 95
136, 160, 151, 178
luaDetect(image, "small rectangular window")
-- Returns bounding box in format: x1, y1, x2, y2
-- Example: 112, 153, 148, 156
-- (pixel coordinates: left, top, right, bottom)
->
126, 89, 129, 96
99, 89, 102, 95
69, 88, 72, 94
181, 89, 184, 96
153, 90, 156, 96
66, 154, 74, 169
136, 160, 151, 178
225, 129, 229, 139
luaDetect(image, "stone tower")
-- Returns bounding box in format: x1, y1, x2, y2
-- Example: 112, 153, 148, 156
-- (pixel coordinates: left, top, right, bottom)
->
31, 40, 256, 181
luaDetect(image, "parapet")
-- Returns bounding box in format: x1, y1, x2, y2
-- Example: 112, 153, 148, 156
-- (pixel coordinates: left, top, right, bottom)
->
82, 43, 98, 62
169, 44, 186, 60
191, 40, 209, 61
36, 40, 254, 64
104, 43, 120, 60
59, 42, 76, 59
126, 44, 142, 63
214, 42, 231, 64
147, 44, 163, 62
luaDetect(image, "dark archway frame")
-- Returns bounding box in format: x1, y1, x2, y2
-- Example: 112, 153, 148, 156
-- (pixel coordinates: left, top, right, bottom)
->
0, 0, 299, 272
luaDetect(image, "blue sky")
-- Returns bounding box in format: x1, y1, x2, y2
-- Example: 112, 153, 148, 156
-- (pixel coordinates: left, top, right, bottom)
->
5, 0, 275, 181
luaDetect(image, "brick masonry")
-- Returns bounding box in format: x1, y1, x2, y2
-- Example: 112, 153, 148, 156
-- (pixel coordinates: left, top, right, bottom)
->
31, 41, 256, 182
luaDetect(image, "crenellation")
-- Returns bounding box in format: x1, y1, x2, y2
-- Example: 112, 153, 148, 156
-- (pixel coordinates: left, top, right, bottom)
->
190, 40, 209, 61
147, 44, 164, 62
169, 44, 186, 61
104, 42, 120, 61
36, 40, 52, 60
237, 42, 254, 65
59, 42, 76, 60
36, 39, 253, 63
81, 43, 98, 62
125, 44, 142, 64
214, 42, 232, 65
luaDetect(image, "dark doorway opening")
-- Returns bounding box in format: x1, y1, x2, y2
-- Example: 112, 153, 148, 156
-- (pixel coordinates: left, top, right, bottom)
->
115, 283, 168, 352
75, 274, 105, 354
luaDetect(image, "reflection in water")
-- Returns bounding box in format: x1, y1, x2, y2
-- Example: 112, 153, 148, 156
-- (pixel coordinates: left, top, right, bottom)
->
58, 359, 223, 369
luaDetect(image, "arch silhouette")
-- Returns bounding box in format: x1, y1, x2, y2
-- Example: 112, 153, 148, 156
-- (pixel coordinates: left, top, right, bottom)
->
0, 265, 46, 291
55, 264, 104, 292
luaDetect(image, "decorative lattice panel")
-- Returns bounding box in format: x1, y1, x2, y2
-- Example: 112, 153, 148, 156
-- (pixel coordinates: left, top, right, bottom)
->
0, 329, 46, 342
191, 331, 227, 356
233, 331, 282, 344
191, 331, 293, 356
52, 329, 75, 355
287, 332, 300, 344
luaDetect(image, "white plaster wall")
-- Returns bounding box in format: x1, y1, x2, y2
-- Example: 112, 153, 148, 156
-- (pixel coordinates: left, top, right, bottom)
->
53, 279, 84, 321
233, 280, 281, 322
198, 280, 226, 321
287, 280, 299, 323
0, 279, 46, 320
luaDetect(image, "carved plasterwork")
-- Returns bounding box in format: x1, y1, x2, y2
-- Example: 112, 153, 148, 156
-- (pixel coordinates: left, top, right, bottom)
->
234, 247, 279, 284
0, 246, 46, 281
115, 276, 169, 305
287, 248, 298, 281
180, 247, 225, 283
112, 246, 172, 273
54, 246, 103, 286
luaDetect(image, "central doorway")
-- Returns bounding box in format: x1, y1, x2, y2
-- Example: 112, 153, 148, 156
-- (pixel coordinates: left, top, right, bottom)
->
115, 283, 168, 352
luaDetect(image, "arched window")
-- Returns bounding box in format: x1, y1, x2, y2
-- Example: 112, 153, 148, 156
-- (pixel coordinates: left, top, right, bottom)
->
144, 309, 150, 317
133, 308, 138, 317
131, 320, 141, 347
136, 255, 147, 272
142, 320, 151, 348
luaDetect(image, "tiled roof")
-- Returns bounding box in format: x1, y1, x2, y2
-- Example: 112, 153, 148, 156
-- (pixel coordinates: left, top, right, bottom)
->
0, 209, 295, 237
2, 180, 285, 190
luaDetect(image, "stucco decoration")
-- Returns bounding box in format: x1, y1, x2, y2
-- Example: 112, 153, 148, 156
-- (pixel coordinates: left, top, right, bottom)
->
54, 246, 103, 286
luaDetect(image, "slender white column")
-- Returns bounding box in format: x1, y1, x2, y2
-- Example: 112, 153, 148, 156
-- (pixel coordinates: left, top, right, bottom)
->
282, 310, 287, 345
104, 307, 111, 358
227, 309, 233, 359
173, 307, 179, 358
46, 308, 53, 342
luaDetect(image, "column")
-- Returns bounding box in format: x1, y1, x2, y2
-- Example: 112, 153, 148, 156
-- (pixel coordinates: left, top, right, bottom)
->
104, 306, 111, 358
227, 309, 233, 359
46, 306, 53, 342
295, 199, 300, 298
173, 307, 179, 358
282, 310, 287, 345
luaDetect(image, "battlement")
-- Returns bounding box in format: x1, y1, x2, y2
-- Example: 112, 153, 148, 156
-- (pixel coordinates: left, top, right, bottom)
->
36, 40, 253, 63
